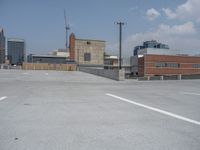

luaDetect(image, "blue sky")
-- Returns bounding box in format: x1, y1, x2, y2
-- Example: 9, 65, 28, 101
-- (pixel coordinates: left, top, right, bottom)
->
1, 0, 200, 56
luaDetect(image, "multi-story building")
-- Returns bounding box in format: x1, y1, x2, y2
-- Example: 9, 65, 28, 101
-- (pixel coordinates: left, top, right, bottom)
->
138, 54, 200, 77
52, 48, 69, 57
133, 40, 170, 56
69, 33, 105, 65
7, 38, 25, 65
104, 53, 118, 66
131, 40, 180, 75
0, 28, 5, 64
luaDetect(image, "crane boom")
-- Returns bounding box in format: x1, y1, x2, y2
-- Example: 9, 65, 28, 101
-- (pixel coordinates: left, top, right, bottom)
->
64, 9, 70, 51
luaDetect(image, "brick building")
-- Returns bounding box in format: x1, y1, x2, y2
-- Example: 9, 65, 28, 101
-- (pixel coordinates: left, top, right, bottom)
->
138, 54, 200, 77
69, 33, 105, 65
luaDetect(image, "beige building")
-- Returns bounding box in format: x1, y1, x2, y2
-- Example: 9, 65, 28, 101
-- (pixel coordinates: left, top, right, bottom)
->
52, 49, 69, 58
69, 33, 105, 65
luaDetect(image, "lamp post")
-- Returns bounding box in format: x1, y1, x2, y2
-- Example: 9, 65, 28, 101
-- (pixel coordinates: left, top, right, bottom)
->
77, 49, 79, 70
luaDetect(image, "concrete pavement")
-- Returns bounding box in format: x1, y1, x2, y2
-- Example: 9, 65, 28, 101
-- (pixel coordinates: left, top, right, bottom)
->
0, 70, 200, 150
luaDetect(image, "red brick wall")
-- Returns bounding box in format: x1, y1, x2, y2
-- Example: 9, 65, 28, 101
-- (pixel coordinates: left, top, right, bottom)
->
138, 57, 145, 77
139, 55, 200, 76
69, 33, 75, 60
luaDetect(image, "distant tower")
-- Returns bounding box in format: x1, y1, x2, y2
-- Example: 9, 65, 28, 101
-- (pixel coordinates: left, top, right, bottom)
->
0, 28, 6, 64
7, 38, 25, 65
64, 9, 70, 52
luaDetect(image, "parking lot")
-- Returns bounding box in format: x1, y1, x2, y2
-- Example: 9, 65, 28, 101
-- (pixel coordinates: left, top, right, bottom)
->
0, 70, 200, 150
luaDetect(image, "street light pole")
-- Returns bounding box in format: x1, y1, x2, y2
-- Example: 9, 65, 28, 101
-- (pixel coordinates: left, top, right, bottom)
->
77, 49, 79, 70
116, 22, 125, 70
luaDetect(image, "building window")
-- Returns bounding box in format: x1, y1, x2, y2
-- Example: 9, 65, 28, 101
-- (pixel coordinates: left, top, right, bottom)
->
155, 62, 166, 68
84, 53, 91, 61
166, 63, 179, 68
155, 62, 179, 68
192, 64, 200, 68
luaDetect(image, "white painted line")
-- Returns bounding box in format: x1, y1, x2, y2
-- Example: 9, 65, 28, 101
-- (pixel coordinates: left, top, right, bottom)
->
106, 93, 200, 126
23, 72, 29, 75
0, 96, 7, 101
180, 92, 200, 96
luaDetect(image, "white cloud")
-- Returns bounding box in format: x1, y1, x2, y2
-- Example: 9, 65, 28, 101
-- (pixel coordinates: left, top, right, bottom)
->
157, 22, 196, 35
162, 8, 177, 19
163, 0, 200, 21
107, 22, 199, 57
146, 8, 160, 21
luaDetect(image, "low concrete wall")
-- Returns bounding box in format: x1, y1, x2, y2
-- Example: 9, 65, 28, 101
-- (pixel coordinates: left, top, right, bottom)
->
79, 67, 125, 81
22, 63, 76, 71
182, 74, 200, 79
138, 74, 200, 81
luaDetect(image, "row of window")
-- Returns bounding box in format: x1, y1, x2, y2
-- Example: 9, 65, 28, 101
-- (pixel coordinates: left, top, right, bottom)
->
192, 64, 200, 68
155, 62, 179, 68
155, 62, 200, 68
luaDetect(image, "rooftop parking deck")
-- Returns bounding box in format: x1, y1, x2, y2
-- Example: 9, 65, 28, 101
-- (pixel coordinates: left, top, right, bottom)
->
0, 70, 200, 150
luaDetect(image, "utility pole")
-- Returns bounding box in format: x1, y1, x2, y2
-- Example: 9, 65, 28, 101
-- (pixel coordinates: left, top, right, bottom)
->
116, 22, 125, 70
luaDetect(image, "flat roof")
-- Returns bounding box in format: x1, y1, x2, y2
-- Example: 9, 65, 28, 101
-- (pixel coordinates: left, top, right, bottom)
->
144, 54, 200, 58
75, 38, 105, 42
31, 55, 67, 58
7, 38, 25, 42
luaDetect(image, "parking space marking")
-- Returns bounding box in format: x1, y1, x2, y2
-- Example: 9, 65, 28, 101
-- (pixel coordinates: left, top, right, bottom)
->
23, 72, 29, 75
180, 92, 200, 96
0, 96, 7, 101
106, 93, 200, 126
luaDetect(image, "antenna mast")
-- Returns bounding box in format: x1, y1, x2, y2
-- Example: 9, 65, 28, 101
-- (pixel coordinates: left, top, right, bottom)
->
64, 9, 70, 52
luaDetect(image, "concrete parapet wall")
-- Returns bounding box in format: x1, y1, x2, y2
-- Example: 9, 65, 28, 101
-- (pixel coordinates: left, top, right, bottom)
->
138, 74, 200, 81
79, 67, 125, 81
182, 74, 200, 79
22, 63, 76, 71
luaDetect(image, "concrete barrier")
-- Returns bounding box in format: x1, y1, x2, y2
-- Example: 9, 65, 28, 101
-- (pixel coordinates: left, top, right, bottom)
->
138, 74, 200, 81
79, 67, 125, 81
182, 74, 200, 79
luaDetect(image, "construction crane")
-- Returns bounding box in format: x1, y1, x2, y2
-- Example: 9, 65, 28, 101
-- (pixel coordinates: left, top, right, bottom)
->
64, 9, 70, 52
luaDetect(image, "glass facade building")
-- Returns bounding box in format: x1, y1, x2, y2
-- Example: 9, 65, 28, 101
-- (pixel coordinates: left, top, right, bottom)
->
7, 38, 25, 65
133, 40, 169, 56
0, 28, 5, 64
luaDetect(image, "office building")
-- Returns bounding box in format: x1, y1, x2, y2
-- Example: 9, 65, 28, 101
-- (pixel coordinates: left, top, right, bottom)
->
69, 33, 105, 65
0, 28, 5, 64
52, 49, 69, 57
133, 40, 171, 56
138, 54, 200, 77
7, 38, 25, 65
131, 40, 180, 75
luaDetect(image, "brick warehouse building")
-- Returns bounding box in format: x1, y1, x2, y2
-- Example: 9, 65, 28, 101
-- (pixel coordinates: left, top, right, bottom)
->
69, 33, 105, 65
138, 54, 200, 77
